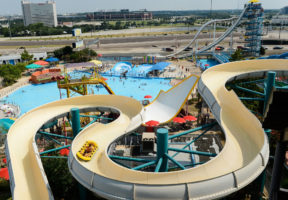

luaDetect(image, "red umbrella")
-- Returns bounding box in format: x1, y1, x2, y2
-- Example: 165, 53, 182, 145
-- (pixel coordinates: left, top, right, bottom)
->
34, 60, 49, 66
0, 168, 9, 180
2, 158, 6, 164
145, 120, 160, 127
60, 148, 70, 156
183, 115, 197, 122
144, 95, 152, 99
102, 77, 108, 81
173, 117, 186, 124
98, 53, 102, 57
205, 64, 209, 67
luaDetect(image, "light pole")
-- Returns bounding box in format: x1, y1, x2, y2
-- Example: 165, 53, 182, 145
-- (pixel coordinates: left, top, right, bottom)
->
210, 0, 213, 19
8, 16, 12, 40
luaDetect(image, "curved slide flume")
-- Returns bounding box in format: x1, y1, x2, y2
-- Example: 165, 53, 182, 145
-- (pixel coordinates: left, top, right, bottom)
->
168, 5, 248, 58
196, 6, 248, 54
167, 17, 237, 58
5, 60, 288, 199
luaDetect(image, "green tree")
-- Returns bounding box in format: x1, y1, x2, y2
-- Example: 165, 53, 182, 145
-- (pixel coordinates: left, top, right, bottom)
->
42, 157, 78, 199
114, 21, 122, 30
0, 63, 26, 86
229, 49, 244, 61
53, 46, 73, 60
21, 50, 33, 62
260, 46, 265, 56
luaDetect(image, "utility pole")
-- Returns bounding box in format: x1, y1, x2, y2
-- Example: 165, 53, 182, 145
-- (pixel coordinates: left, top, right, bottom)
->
8, 16, 12, 40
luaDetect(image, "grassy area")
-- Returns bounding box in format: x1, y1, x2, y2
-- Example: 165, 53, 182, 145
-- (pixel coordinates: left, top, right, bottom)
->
9, 28, 226, 42
0, 45, 64, 49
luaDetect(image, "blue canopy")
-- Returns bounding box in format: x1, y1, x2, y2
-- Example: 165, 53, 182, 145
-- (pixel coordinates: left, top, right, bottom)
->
0, 118, 15, 134
46, 57, 59, 62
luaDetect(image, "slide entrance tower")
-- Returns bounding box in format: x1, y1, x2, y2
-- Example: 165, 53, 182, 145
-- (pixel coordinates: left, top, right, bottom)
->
244, 1, 264, 57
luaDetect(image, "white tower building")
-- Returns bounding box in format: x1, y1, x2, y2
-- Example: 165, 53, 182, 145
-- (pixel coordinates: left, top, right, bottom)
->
21, 1, 58, 27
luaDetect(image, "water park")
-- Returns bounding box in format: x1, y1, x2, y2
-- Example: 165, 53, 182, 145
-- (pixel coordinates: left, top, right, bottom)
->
0, 1, 288, 200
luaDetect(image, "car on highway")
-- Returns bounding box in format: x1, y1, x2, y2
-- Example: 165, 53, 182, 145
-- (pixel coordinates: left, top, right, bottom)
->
273, 46, 283, 50
215, 46, 224, 51
184, 47, 193, 51
152, 45, 158, 47
162, 47, 174, 52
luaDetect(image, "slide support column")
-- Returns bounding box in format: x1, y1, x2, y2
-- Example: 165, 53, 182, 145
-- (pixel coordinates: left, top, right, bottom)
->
157, 128, 169, 172
71, 108, 81, 137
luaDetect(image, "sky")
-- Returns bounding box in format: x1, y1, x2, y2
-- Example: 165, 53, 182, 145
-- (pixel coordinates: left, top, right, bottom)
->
0, 0, 287, 15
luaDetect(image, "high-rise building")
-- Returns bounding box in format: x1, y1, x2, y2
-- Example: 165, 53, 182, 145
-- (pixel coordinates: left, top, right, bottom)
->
280, 6, 288, 15
21, 1, 58, 27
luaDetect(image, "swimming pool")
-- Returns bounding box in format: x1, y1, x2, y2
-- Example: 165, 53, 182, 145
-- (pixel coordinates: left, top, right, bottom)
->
197, 59, 219, 71
1, 74, 172, 116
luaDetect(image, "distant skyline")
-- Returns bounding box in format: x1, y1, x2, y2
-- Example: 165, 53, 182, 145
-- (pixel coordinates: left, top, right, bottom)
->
0, 0, 287, 15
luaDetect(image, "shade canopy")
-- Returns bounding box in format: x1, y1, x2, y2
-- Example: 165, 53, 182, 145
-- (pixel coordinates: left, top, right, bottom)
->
26, 63, 43, 69
46, 57, 59, 62
183, 115, 197, 122
34, 60, 49, 66
59, 148, 70, 156
90, 60, 102, 66
173, 117, 186, 124
0, 168, 9, 180
145, 120, 160, 127
0, 118, 15, 133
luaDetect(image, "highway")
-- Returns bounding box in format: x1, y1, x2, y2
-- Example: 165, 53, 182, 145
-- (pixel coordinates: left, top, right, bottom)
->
0, 33, 235, 47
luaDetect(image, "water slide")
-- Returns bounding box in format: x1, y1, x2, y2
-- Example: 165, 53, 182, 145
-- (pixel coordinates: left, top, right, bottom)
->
5, 60, 288, 199
196, 6, 248, 54
167, 5, 248, 58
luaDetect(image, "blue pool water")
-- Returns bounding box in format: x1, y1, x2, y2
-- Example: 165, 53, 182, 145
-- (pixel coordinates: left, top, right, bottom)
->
197, 59, 219, 71
1, 74, 171, 116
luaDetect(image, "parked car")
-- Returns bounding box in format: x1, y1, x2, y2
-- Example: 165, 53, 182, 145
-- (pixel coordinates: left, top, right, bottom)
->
273, 46, 283, 50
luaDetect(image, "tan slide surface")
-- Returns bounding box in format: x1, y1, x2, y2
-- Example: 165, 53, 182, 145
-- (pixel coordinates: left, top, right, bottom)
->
5, 59, 288, 199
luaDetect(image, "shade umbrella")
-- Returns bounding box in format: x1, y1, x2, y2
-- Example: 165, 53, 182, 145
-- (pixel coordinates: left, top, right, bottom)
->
59, 148, 70, 156
34, 60, 49, 66
2, 158, 6, 164
97, 53, 102, 57
102, 77, 108, 81
0, 168, 9, 180
183, 115, 197, 122
26, 63, 43, 69
144, 95, 152, 99
205, 64, 209, 67
46, 57, 59, 62
90, 60, 102, 66
145, 120, 160, 127
173, 117, 186, 124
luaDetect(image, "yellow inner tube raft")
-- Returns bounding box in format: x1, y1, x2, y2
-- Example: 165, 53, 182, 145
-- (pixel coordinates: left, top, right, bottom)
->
76, 141, 98, 161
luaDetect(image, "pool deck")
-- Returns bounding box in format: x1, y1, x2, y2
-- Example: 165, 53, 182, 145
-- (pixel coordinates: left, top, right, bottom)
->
0, 76, 30, 99
0, 104, 20, 119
